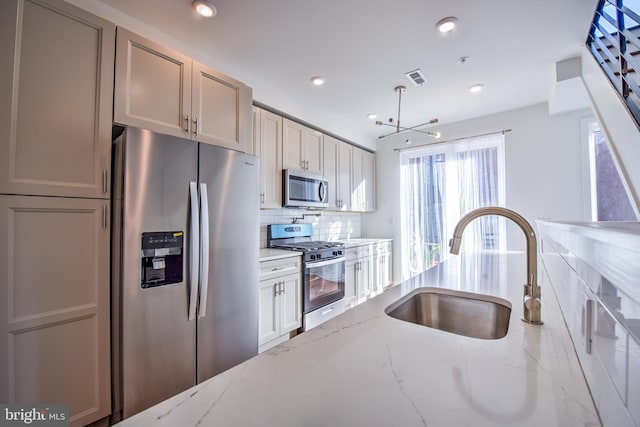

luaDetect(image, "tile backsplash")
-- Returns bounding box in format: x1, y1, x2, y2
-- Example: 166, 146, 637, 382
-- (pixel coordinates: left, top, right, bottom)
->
260, 209, 362, 247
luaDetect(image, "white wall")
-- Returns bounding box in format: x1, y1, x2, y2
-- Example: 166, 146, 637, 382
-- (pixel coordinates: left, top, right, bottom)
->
364, 103, 592, 284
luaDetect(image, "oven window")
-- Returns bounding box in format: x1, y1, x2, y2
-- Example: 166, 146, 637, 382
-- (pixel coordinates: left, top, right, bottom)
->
306, 262, 344, 305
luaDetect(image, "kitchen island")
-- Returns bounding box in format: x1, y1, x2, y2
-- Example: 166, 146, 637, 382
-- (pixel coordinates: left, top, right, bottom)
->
116, 251, 599, 426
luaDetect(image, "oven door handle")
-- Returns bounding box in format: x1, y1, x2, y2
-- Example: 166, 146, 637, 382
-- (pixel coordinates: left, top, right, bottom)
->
305, 257, 345, 268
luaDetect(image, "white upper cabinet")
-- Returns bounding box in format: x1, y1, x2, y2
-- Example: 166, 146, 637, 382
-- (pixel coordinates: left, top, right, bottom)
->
323, 135, 339, 210
0, 0, 115, 199
351, 147, 375, 212
282, 118, 323, 174
256, 108, 283, 209
192, 61, 252, 151
323, 135, 352, 211
362, 150, 376, 212
114, 29, 252, 153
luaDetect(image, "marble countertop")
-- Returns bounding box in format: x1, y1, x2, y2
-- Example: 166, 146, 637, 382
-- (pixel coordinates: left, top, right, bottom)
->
116, 251, 598, 427
259, 248, 302, 262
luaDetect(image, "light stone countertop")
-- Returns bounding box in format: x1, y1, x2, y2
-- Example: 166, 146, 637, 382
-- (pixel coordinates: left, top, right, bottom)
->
116, 251, 599, 427
259, 248, 302, 262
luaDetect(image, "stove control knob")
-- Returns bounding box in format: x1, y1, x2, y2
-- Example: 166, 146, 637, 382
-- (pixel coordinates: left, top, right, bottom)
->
333, 251, 338, 256
310, 254, 316, 260
316, 254, 322, 259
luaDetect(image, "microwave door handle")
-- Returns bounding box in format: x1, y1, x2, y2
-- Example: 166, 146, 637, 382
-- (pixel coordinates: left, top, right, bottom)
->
319, 181, 326, 202
188, 182, 200, 321
198, 182, 210, 318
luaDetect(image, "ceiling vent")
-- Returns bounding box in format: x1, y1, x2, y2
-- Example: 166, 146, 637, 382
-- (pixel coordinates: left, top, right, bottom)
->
405, 69, 427, 86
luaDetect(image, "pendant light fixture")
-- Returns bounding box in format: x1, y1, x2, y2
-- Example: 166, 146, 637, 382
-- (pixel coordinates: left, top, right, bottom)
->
377, 86, 441, 141
193, 0, 217, 18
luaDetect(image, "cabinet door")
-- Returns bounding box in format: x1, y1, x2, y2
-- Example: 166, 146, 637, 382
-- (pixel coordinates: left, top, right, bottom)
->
323, 135, 340, 210
260, 110, 283, 209
114, 28, 191, 139
0, 0, 114, 199
0, 195, 110, 427
356, 258, 371, 304
344, 259, 357, 309
280, 273, 302, 334
304, 128, 324, 175
282, 118, 305, 170
351, 148, 364, 211
251, 106, 261, 157
363, 150, 376, 212
192, 61, 252, 152
338, 142, 353, 211
258, 280, 279, 346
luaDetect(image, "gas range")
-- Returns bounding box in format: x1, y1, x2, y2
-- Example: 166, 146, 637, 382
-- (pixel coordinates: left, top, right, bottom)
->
267, 225, 344, 263
267, 223, 346, 331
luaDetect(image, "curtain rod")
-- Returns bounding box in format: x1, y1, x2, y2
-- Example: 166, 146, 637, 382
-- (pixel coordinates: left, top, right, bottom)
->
392, 129, 512, 152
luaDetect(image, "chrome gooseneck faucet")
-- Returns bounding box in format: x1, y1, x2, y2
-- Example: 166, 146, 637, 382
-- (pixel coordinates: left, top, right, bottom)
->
449, 206, 543, 325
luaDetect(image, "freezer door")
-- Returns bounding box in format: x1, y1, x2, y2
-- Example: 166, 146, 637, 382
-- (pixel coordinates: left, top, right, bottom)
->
115, 127, 198, 419
196, 143, 260, 383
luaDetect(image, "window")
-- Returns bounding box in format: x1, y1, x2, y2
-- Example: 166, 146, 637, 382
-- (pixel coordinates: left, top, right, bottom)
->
399, 134, 506, 279
587, 123, 637, 220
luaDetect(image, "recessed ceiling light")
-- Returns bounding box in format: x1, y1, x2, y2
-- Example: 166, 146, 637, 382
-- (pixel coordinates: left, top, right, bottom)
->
192, 0, 217, 17
469, 84, 484, 93
311, 76, 325, 86
367, 113, 377, 120
433, 131, 442, 139
436, 16, 457, 33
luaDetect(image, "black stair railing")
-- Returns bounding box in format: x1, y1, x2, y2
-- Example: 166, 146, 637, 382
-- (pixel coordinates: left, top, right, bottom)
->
587, 0, 640, 127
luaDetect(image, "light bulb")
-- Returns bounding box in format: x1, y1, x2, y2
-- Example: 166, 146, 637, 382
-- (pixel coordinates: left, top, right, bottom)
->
436, 17, 457, 33
193, 0, 217, 18
311, 76, 325, 86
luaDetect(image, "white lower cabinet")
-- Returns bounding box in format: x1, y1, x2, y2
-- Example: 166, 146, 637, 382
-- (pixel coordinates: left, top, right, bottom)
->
540, 237, 636, 427
372, 241, 392, 297
345, 240, 393, 310
345, 245, 371, 309
0, 195, 111, 427
258, 256, 302, 353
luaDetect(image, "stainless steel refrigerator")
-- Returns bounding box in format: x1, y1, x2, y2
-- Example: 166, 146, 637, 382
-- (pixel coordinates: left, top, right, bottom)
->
111, 127, 259, 421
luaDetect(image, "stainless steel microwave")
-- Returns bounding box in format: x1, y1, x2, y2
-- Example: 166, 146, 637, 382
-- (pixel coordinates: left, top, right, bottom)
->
283, 169, 328, 209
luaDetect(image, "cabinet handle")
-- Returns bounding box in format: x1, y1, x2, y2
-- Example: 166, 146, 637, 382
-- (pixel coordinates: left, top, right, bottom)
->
184, 115, 190, 132
583, 299, 594, 355
102, 205, 108, 229
272, 267, 282, 271
103, 169, 108, 194
260, 193, 265, 204
193, 117, 198, 135
280, 280, 285, 295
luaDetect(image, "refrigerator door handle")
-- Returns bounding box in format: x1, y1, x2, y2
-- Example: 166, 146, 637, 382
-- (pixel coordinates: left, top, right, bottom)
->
188, 181, 200, 321
198, 182, 210, 318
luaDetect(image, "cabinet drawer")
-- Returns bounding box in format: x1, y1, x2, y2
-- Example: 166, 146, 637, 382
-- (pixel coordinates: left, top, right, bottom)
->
376, 241, 392, 253
260, 256, 301, 280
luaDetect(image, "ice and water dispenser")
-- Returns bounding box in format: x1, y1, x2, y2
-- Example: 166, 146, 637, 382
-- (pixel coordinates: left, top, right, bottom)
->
141, 231, 184, 288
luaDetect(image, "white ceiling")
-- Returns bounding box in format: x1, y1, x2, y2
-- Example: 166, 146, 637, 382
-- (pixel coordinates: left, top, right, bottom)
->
93, 0, 598, 147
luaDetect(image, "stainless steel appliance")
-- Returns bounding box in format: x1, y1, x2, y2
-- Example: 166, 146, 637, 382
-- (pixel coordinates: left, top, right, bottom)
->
267, 224, 345, 330
283, 169, 328, 209
111, 126, 259, 421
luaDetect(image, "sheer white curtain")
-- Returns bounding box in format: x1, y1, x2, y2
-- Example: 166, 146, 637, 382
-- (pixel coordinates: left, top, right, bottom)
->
400, 133, 506, 280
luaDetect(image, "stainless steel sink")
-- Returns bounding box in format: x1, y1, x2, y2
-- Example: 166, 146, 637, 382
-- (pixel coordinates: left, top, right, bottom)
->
385, 287, 512, 339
